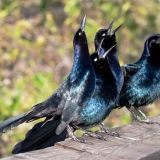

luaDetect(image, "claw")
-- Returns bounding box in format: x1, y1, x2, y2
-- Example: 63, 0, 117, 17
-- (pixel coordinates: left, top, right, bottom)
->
99, 123, 120, 137
84, 131, 107, 141
73, 125, 107, 141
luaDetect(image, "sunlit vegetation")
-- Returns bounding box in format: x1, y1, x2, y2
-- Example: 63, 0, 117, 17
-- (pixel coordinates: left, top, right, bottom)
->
0, 0, 160, 157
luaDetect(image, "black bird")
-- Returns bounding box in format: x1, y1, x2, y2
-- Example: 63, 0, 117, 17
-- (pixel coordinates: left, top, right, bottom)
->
118, 34, 160, 122
89, 22, 124, 132
58, 22, 124, 138
12, 22, 124, 154
0, 16, 96, 137
122, 34, 155, 82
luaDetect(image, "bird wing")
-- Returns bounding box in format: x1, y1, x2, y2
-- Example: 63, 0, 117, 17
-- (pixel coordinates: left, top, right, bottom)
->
56, 71, 94, 135
123, 63, 142, 80
0, 79, 70, 133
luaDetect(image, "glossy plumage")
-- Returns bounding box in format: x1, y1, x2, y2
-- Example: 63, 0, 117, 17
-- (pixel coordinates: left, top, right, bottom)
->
74, 23, 124, 128
119, 34, 160, 110
0, 16, 95, 135
12, 22, 124, 154
12, 116, 67, 154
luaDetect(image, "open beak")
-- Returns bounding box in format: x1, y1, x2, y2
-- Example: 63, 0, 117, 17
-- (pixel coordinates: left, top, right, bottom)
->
102, 44, 117, 59
97, 38, 117, 59
112, 23, 123, 35
80, 15, 86, 31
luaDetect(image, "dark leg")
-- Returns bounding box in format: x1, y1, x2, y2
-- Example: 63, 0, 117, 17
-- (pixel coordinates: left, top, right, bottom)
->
129, 107, 150, 123
129, 107, 160, 125
135, 108, 150, 122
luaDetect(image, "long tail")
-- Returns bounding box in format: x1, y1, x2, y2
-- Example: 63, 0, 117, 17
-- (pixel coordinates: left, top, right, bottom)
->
0, 113, 30, 133
0, 101, 53, 134
12, 117, 68, 154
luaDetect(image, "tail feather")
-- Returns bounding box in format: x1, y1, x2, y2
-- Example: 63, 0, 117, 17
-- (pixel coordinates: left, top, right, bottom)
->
0, 113, 29, 133
0, 101, 54, 133
12, 117, 68, 154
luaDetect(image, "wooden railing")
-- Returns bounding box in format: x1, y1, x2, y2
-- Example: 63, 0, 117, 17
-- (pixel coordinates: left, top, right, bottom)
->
2, 115, 160, 160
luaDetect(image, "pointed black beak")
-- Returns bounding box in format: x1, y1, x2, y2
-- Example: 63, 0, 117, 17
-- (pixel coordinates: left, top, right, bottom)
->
102, 44, 117, 59
80, 15, 86, 31
107, 19, 115, 34
97, 41, 117, 59
112, 23, 123, 35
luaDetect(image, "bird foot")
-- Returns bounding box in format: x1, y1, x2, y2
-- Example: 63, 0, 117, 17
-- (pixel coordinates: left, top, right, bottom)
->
129, 107, 160, 125
71, 136, 87, 143
72, 125, 107, 141
84, 131, 107, 141
107, 131, 120, 137
99, 123, 120, 137
136, 119, 160, 125
67, 125, 87, 143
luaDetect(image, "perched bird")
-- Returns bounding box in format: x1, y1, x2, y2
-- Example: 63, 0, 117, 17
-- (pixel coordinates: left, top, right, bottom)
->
90, 21, 124, 132
0, 16, 96, 137
59, 22, 124, 139
122, 34, 156, 82
118, 34, 160, 122
12, 21, 124, 154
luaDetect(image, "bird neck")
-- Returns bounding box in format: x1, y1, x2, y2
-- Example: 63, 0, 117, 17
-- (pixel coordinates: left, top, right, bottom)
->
94, 49, 123, 96
69, 42, 94, 83
107, 50, 123, 78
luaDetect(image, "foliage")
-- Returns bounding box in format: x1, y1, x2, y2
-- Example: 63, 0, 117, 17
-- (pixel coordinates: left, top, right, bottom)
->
0, 0, 160, 157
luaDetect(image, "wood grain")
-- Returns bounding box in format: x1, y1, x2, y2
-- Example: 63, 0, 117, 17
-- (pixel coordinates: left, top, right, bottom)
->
2, 116, 160, 160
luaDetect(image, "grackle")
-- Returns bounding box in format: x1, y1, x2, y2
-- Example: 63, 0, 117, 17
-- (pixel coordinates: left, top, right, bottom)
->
0, 16, 96, 139
89, 21, 124, 133
12, 21, 124, 154
62, 22, 124, 139
118, 34, 160, 123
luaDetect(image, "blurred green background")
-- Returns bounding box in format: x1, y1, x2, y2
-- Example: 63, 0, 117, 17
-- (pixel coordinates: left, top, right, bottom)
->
0, 0, 160, 157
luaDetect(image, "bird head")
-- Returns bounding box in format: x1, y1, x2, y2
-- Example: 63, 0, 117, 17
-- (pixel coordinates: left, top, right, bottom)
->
142, 34, 160, 59
73, 15, 87, 46
95, 20, 123, 59
91, 21, 124, 93
91, 21, 122, 70
147, 34, 160, 56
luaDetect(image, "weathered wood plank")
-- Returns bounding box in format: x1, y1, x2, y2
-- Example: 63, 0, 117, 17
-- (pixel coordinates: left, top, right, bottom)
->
2, 116, 160, 160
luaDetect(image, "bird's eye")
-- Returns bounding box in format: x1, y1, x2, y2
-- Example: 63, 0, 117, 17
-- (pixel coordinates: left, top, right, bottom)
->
149, 39, 156, 48
102, 33, 106, 37
151, 39, 156, 44
78, 32, 82, 36
94, 58, 98, 62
